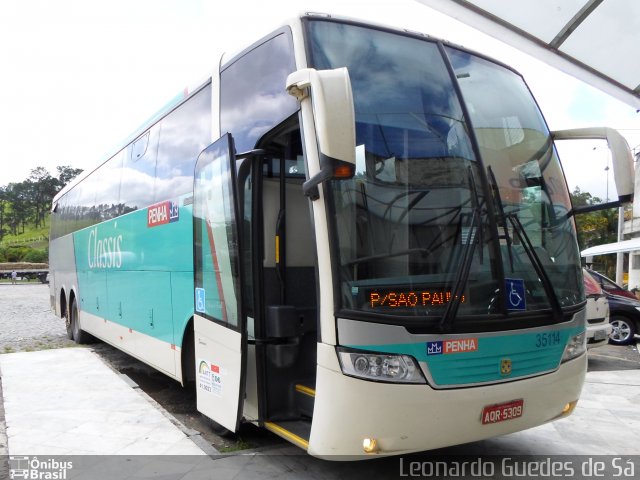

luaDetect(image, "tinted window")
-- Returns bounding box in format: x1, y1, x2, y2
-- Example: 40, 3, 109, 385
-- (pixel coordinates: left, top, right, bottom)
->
194, 135, 241, 328
220, 32, 298, 153
52, 85, 212, 237
156, 86, 212, 202
120, 125, 159, 213
50, 195, 66, 240
76, 173, 100, 225
94, 150, 124, 220
63, 187, 80, 236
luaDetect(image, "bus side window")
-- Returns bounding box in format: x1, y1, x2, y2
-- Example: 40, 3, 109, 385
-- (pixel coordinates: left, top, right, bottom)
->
94, 150, 124, 220
120, 125, 160, 212
131, 131, 150, 161
155, 85, 211, 203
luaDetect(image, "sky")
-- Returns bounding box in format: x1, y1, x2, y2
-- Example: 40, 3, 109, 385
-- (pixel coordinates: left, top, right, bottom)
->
1, 0, 639, 202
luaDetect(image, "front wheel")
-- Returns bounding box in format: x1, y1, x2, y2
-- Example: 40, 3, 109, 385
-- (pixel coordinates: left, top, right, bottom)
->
609, 316, 636, 345
202, 414, 235, 438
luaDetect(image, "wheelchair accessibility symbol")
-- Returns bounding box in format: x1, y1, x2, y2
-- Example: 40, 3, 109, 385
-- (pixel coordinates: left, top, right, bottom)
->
195, 288, 206, 313
505, 278, 526, 311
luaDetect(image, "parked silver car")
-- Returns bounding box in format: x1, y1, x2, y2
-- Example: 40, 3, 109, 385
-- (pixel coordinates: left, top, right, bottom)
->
583, 269, 611, 349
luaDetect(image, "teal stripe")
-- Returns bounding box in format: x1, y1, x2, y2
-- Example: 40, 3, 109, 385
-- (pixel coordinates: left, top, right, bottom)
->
73, 200, 194, 346
346, 326, 584, 386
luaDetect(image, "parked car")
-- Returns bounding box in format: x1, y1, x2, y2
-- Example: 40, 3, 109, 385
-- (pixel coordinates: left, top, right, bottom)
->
605, 293, 640, 345
582, 269, 611, 349
585, 268, 637, 300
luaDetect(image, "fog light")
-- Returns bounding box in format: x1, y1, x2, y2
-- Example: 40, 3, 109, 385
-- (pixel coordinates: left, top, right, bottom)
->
363, 437, 378, 453
562, 400, 578, 416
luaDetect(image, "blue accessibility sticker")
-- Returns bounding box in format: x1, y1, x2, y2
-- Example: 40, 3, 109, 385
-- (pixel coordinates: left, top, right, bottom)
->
195, 288, 206, 313
505, 278, 526, 311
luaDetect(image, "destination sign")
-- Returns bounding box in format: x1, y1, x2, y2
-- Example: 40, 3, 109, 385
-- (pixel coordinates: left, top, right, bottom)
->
368, 289, 465, 309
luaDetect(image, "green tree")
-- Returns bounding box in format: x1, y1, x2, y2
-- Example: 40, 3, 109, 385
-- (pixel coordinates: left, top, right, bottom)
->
4, 182, 32, 235
56, 166, 83, 188
0, 165, 83, 238
0, 186, 7, 240
27, 167, 59, 229
570, 186, 619, 278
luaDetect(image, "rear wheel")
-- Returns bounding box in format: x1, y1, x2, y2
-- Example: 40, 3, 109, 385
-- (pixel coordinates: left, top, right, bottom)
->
70, 297, 92, 344
609, 316, 636, 345
64, 301, 73, 340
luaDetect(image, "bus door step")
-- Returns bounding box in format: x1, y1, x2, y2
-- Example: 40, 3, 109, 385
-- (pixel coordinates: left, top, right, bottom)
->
294, 383, 315, 418
264, 420, 311, 450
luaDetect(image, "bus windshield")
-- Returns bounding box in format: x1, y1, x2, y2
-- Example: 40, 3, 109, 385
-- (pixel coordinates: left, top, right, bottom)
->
305, 20, 583, 324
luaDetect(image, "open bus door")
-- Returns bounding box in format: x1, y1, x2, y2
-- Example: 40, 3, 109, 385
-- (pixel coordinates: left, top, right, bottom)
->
193, 134, 246, 432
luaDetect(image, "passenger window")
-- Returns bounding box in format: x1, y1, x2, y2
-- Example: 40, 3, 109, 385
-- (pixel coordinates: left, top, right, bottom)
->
94, 150, 124, 220
220, 32, 298, 153
63, 187, 80, 235
131, 131, 150, 161
76, 173, 99, 224
120, 126, 159, 213
155, 86, 212, 202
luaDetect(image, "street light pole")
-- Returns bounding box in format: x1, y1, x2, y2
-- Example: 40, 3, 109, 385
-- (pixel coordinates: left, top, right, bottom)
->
617, 205, 625, 286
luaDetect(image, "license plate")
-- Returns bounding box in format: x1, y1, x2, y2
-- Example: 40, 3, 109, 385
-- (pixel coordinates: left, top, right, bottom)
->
594, 330, 607, 341
481, 399, 524, 425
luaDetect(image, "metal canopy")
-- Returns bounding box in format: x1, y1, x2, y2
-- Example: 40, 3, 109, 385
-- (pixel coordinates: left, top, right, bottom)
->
581, 238, 640, 257
415, 0, 640, 109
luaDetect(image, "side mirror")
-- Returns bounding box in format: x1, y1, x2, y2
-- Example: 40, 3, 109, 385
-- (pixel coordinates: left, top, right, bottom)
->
286, 67, 356, 200
552, 127, 634, 208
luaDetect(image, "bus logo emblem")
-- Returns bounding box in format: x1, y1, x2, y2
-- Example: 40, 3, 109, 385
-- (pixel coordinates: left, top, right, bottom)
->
427, 341, 443, 355
148, 201, 180, 227
426, 338, 478, 355
500, 358, 512, 376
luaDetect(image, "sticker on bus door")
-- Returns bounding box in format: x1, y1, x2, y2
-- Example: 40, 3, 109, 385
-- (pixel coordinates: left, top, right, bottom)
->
198, 359, 223, 397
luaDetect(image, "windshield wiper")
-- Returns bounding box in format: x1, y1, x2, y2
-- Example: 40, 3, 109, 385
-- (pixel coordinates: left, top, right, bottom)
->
486, 167, 563, 322
487, 166, 514, 273
506, 213, 563, 322
439, 167, 482, 332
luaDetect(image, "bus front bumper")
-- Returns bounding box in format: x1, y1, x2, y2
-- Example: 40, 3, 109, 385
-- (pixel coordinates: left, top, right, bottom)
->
307, 344, 586, 459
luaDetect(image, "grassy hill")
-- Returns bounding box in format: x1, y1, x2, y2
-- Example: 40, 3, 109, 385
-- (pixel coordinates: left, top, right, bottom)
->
0, 215, 50, 262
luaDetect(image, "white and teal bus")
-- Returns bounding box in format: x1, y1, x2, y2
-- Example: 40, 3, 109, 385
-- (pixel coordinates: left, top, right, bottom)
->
49, 13, 634, 458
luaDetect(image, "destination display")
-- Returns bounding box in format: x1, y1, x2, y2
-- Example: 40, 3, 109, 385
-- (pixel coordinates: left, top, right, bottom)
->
367, 288, 466, 309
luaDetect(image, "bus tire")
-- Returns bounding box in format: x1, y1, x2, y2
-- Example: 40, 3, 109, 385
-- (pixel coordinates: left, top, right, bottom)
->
202, 414, 235, 438
70, 297, 92, 344
65, 307, 73, 340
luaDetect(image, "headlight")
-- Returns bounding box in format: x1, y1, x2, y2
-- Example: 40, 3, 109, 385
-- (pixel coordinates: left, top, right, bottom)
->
337, 347, 426, 383
561, 332, 586, 363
